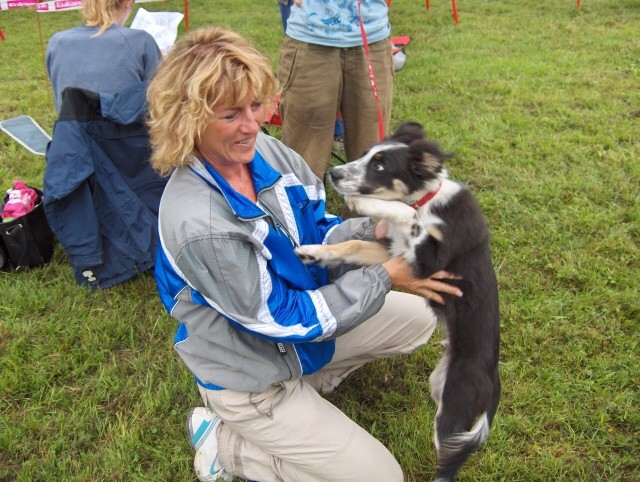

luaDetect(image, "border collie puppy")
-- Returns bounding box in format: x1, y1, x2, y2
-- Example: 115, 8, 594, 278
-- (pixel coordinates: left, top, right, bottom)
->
296, 122, 500, 482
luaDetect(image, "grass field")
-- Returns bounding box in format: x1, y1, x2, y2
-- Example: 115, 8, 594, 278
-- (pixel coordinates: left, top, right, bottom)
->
1, 0, 639, 480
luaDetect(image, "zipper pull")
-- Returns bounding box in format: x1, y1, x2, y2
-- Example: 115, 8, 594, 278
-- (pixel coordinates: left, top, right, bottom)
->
276, 342, 287, 355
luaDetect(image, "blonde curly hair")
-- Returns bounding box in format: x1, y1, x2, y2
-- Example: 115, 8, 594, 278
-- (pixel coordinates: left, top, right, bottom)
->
146, 26, 278, 177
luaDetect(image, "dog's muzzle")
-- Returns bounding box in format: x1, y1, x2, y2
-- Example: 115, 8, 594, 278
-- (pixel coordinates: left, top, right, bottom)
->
328, 165, 345, 185
328, 163, 361, 194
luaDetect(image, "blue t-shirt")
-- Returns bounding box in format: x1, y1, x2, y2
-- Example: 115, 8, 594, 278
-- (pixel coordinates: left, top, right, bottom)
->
46, 24, 162, 113
285, 0, 390, 48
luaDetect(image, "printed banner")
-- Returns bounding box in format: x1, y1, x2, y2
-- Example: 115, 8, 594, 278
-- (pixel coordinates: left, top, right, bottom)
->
35, 0, 82, 12
0, 0, 36, 11
1, 0, 163, 11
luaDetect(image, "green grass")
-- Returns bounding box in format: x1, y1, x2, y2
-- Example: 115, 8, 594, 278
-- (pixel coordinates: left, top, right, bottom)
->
1, 0, 639, 480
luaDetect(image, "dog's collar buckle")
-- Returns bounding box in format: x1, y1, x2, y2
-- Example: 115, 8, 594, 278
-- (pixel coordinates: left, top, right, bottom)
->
409, 181, 442, 210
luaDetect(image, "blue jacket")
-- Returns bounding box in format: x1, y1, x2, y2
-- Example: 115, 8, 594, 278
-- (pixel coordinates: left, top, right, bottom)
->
44, 83, 168, 288
154, 133, 392, 392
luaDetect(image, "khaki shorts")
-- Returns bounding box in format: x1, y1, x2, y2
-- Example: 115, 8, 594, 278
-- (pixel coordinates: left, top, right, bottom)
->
277, 36, 394, 179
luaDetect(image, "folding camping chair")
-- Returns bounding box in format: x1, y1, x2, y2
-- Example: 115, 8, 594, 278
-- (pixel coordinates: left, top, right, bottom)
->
0, 115, 51, 156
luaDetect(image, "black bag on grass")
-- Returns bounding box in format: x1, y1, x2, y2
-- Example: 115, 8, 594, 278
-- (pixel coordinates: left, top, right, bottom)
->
0, 187, 56, 271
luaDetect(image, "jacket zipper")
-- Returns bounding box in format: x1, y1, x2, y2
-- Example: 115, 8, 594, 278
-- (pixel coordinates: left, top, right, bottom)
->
258, 201, 300, 248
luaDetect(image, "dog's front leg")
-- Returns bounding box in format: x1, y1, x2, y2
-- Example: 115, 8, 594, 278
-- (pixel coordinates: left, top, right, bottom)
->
295, 240, 391, 266
345, 196, 416, 224
347, 196, 443, 241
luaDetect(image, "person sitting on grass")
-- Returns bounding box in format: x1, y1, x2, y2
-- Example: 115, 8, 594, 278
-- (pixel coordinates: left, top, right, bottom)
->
46, 0, 161, 113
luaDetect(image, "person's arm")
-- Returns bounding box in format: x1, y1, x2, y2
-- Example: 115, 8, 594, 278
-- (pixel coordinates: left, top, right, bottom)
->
141, 33, 162, 79
175, 232, 391, 344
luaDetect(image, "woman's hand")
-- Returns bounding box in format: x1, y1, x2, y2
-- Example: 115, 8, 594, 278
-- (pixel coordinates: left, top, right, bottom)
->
382, 256, 463, 304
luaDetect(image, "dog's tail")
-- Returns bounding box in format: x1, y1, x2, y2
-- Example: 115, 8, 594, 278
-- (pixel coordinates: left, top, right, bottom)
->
434, 412, 490, 482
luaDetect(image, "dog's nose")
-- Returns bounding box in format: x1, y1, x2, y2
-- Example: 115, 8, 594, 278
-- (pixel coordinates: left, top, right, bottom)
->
329, 168, 343, 183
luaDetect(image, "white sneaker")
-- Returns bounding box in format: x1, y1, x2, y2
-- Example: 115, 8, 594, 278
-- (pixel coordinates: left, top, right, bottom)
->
187, 407, 233, 482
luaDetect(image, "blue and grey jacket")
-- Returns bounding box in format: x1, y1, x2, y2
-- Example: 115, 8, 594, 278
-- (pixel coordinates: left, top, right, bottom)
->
155, 133, 392, 392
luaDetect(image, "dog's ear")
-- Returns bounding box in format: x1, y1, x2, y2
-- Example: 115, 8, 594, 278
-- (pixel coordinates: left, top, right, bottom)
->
409, 140, 453, 179
389, 122, 425, 144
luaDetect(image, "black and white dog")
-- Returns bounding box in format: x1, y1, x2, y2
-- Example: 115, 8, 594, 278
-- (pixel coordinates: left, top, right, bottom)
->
296, 122, 500, 481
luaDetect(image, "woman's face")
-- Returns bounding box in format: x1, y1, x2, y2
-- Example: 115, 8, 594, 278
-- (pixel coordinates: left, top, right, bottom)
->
197, 97, 266, 170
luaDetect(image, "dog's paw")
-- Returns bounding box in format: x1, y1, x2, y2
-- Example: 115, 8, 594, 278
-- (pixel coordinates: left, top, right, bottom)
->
343, 195, 362, 214
295, 245, 340, 266
344, 195, 389, 217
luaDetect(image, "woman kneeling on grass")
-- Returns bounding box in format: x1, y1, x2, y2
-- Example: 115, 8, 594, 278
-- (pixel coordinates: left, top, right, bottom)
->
146, 26, 462, 482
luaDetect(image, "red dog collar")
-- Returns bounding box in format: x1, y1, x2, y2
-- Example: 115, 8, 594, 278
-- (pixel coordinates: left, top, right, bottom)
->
409, 180, 442, 210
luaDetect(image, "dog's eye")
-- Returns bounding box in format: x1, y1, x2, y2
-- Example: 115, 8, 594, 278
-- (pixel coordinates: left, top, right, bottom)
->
373, 161, 385, 171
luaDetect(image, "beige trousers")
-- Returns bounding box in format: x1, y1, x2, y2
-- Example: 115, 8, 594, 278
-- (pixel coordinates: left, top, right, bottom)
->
198, 290, 437, 482
277, 36, 394, 180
